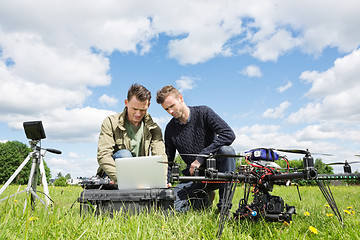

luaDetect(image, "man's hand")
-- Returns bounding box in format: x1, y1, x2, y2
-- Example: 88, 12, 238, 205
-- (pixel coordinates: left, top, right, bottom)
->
189, 159, 201, 175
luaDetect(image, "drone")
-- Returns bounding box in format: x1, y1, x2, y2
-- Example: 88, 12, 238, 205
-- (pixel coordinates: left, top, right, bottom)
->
169, 148, 360, 238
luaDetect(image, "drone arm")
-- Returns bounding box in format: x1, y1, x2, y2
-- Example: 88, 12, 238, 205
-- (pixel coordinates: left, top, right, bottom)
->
268, 172, 305, 181
317, 173, 360, 181
177, 171, 258, 183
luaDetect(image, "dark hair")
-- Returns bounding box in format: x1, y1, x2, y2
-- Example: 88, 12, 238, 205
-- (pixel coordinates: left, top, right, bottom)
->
156, 85, 181, 104
127, 83, 151, 102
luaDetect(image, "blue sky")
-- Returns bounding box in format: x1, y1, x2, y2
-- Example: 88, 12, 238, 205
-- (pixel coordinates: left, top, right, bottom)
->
1, 0, 360, 178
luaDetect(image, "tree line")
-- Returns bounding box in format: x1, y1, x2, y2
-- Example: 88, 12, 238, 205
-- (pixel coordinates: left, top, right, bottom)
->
0, 141, 76, 187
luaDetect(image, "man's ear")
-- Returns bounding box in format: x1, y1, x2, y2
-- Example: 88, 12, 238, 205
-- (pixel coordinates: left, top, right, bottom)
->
124, 99, 128, 107
179, 94, 184, 103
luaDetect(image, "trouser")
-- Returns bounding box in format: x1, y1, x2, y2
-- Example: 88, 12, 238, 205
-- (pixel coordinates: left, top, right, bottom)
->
173, 145, 236, 212
102, 149, 133, 178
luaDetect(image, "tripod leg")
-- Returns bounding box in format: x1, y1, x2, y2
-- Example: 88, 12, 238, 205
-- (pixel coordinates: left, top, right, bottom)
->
26, 151, 40, 209
29, 188, 48, 211
0, 189, 27, 202
22, 187, 48, 213
39, 155, 51, 206
0, 152, 34, 196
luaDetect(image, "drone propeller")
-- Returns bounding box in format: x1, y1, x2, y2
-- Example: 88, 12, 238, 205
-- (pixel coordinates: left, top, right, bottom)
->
326, 160, 360, 166
326, 160, 360, 174
272, 148, 309, 154
272, 148, 332, 156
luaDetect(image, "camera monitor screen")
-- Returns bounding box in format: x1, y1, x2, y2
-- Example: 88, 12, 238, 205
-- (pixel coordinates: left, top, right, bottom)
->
23, 121, 46, 140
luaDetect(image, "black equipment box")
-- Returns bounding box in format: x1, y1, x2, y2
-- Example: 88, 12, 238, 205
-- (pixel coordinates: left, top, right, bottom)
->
78, 188, 175, 216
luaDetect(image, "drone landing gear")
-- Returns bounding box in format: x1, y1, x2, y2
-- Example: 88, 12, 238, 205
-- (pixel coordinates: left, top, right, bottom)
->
317, 180, 343, 225
217, 179, 237, 238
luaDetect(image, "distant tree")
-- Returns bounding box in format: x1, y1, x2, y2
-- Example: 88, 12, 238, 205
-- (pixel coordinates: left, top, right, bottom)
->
65, 173, 71, 180
0, 141, 51, 185
276, 158, 333, 174
57, 172, 63, 178
174, 155, 187, 176
276, 158, 333, 185
276, 158, 303, 170
314, 158, 333, 174
53, 176, 68, 187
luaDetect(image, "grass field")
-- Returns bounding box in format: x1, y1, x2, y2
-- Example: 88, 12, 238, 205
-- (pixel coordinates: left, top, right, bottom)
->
0, 184, 359, 239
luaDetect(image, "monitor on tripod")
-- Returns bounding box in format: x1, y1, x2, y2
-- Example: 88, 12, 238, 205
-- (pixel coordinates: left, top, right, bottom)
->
23, 121, 46, 140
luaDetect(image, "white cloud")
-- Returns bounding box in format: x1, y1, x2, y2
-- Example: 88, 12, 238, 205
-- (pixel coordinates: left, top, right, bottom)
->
46, 156, 97, 178
277, 81, 293, 93
68, 152, 80, 158
251, 29, 300, 61
99, 94, 118, 107
263, 101, 291, 118
231, 124, 350, 171
0, 31, 111, 88
1, 0, 360, 176
0, 0, 359, 68
152, 115, 172, 131
3, 107, 115, 143
287, 48, 360, 124
175, 76, 197, 92
240, 65, 262, 77
231, 124, 339, 155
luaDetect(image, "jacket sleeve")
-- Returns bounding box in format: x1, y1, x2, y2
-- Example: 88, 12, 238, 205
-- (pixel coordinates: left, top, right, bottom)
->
97, 117, 118, 182
149, 123, 166, 156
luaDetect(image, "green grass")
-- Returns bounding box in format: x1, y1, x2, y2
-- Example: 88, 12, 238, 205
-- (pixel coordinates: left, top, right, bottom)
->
0, 184, 359, 239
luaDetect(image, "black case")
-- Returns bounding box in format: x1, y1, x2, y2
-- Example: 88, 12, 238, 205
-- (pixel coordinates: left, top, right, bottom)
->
78, 188, 175, 216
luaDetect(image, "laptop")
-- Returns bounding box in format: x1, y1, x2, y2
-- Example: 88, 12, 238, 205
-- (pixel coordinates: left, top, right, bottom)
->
115, 155, 168, 190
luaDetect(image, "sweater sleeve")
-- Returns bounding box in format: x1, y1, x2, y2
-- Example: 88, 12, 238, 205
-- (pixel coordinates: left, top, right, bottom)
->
197, 106, 235, 161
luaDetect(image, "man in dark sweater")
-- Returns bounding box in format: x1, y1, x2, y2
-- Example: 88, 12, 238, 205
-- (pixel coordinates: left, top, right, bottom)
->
156, 85, 236, 212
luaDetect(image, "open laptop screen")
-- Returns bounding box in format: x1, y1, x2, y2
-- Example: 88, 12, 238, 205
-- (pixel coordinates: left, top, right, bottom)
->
115, 155, 167, 190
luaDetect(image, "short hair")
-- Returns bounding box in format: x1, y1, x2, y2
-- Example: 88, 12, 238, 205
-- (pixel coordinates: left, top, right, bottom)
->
127, 83, 151, 102
156, 85, 181, 104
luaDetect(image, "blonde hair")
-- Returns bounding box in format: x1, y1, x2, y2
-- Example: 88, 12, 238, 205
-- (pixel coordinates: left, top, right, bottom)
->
156, 85, 181, 104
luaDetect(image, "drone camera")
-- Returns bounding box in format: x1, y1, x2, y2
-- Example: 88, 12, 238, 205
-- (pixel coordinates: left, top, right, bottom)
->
23, 121, 46, 140
266, 196, 284, 214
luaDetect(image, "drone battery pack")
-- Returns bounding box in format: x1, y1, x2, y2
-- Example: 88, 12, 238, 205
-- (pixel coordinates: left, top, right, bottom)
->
246, 148, 279, 162
78, 188, 175, 216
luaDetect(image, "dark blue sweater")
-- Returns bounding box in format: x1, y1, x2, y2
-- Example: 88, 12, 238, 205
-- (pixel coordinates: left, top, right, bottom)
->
165, 105, 235, 177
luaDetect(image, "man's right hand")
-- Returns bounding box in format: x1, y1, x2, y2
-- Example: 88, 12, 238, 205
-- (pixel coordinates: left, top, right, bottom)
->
189, 159, 201, 175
